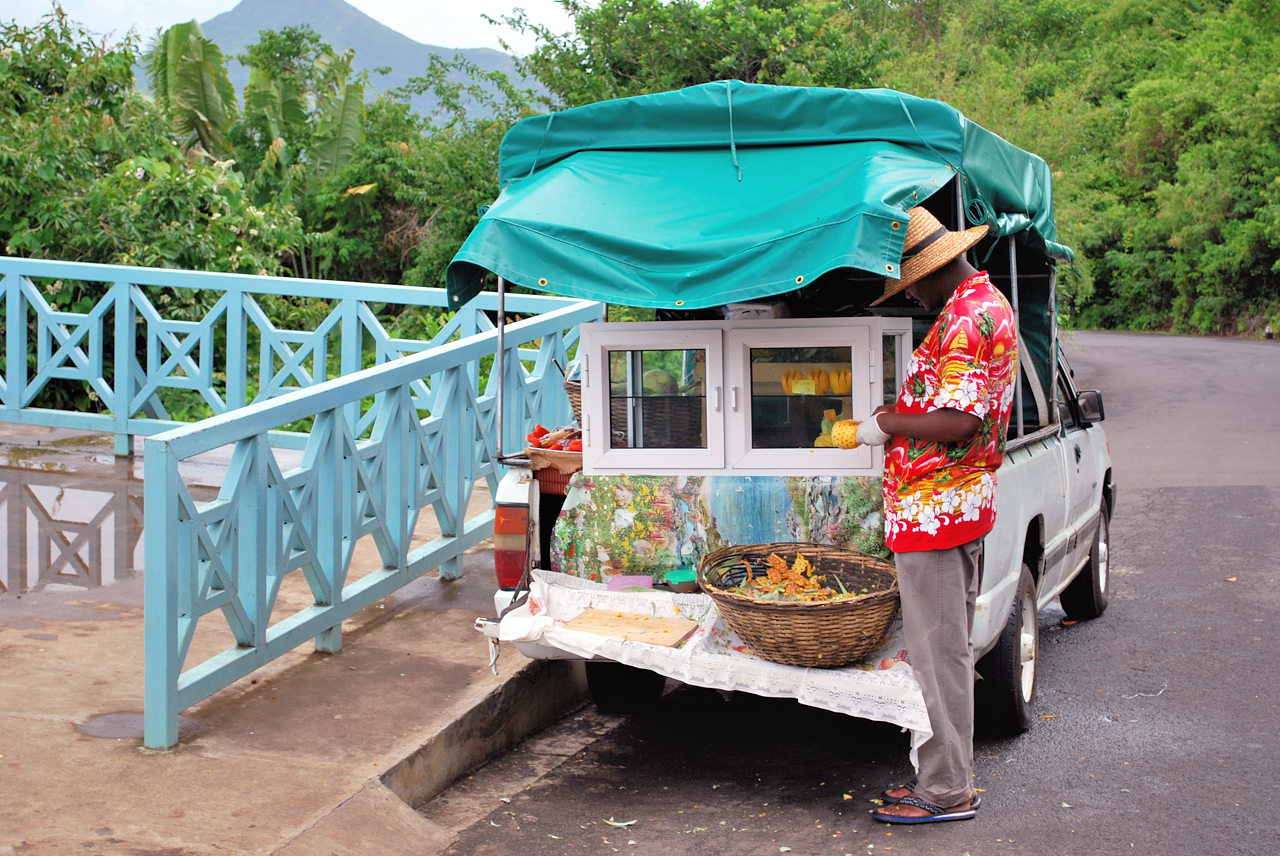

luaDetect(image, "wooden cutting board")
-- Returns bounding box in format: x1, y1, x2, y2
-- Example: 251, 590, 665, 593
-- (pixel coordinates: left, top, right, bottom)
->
562, 608, 699, 648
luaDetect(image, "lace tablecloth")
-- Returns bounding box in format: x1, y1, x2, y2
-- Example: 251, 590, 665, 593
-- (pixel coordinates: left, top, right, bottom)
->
500, 570, 931, 767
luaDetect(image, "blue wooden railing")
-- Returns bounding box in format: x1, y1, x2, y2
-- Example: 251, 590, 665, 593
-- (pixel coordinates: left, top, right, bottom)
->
0, 258, 602, 748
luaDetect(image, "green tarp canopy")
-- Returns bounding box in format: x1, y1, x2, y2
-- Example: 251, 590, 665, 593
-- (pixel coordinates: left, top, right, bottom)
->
446, 81, 1073, 310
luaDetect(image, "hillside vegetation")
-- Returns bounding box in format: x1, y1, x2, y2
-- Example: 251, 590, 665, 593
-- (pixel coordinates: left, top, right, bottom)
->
3, 1, 1279, 335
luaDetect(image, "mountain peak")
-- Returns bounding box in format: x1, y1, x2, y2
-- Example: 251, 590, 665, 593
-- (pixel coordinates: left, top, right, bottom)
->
199, 0, 519, 112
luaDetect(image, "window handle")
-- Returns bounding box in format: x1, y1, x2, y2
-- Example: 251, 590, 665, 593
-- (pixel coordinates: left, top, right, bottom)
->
731, 386, 739, 412
714, 385, 722, 412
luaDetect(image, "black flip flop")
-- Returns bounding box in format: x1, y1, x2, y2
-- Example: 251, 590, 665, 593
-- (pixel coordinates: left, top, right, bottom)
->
872, 794, 981, 824
879, 780, 917, 804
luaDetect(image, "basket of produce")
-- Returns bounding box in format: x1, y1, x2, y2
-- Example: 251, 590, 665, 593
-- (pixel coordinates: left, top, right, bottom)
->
697, 542, 899, 668
525, 423, 583, 496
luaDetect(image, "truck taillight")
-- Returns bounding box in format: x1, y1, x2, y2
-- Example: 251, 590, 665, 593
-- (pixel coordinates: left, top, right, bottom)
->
493, 503, 530, 590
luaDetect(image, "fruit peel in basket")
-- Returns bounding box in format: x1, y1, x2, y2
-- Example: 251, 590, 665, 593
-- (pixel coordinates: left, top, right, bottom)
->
723, 552, 869, 603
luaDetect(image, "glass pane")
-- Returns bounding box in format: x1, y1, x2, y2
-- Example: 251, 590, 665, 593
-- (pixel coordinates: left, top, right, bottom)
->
883, 334, 899, 406
749, 347, 851, 449
608, 349, 707, 449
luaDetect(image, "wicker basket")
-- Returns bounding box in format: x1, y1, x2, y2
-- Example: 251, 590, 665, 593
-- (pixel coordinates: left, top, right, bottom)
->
565, 380, 583, 423
698, 542, 899, 668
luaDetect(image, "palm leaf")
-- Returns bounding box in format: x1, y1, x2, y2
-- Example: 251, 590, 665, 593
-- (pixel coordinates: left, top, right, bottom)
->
310, 80, 364, 177
144, 20, 237, 158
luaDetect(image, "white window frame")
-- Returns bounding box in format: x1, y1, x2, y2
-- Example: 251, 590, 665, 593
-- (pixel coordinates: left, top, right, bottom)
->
579, 322, 726, 474
578, 317, 912, 476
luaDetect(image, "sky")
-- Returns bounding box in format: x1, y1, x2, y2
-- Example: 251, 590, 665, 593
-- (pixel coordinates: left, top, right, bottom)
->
4, 0, 577, 54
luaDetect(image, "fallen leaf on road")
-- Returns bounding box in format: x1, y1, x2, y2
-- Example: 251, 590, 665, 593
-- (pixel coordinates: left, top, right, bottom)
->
548, 834, 563, 839
975, 788, 986, 793
604, 818, 637, 828
499, 797, 511, 803
1061, 620, 1077, 626
869, 798, 885, 806
1041, 714, 1058, 719
1225, 576, 1238, 582
1061, 802, 1073, 808
780, 848, 792, 852
628, 841, 636, 846
843, 794, 853, 801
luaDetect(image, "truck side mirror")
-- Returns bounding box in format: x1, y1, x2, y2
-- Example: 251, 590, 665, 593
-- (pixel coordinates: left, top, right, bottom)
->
1076, 389, 1105, 424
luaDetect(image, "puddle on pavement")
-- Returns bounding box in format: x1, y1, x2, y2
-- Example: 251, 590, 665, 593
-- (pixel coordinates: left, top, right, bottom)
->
0, 463, 144, 596
76, 711, 202, 741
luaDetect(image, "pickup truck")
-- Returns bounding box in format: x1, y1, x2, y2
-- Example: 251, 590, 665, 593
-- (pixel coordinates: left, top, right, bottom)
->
447, 82, 1115, 736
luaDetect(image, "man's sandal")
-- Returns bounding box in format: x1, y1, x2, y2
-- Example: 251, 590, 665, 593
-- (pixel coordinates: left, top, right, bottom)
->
871, 794, 981, 824
880, 781, 916, 804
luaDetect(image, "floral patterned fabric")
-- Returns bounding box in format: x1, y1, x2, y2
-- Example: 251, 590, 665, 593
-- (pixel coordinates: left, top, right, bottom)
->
550, 474, 889, 582
551, 475, 709, 583
884, 272, 1018, 552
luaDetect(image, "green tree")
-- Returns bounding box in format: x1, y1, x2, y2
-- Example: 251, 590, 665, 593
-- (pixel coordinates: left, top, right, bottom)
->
143, 20, 238, 158
498, 0, 895, 109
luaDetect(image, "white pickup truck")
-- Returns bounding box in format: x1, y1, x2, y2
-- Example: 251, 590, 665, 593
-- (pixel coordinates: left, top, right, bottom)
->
449, 83, 1114, 736
485, 348, 1112, 735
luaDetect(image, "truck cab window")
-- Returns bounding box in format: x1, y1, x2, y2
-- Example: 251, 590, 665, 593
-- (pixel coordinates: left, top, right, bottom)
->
1057, 372, 1081, 432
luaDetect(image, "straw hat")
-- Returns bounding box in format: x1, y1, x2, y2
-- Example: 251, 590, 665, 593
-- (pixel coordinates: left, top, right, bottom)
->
870, 206, 989, 306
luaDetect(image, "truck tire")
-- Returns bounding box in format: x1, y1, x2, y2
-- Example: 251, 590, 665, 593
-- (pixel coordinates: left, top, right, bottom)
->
585, 661, 666, 714
1059, 498, 1110, 621
975, 564, 1038, 736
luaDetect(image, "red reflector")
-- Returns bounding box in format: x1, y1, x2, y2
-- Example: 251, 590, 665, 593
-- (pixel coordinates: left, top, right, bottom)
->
494, 504, 529, 590
494, 504, 529, 535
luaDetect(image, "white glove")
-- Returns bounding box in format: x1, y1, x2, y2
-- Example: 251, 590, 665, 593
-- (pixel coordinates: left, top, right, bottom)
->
855, 413, 891, 446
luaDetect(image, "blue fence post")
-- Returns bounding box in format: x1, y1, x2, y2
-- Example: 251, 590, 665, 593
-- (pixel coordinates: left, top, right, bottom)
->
112, 282, 134, 456
340, 298, 361, 434
143, 437, 181, 748
312, 409, 345, 653
226, 287, 247, 411
5, 274, 27, 414
437, 365, 465, 582
234, 437, 268, 651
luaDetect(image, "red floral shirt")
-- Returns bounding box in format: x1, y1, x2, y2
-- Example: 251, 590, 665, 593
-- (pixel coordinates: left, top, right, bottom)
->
883, 273, 1018, 553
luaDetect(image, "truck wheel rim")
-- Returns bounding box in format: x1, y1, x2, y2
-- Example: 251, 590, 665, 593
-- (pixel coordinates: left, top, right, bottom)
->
1019, 588, 1037, 703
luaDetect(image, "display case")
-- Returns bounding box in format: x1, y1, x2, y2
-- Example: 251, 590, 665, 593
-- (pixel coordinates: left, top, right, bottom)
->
579, 318, 910, 476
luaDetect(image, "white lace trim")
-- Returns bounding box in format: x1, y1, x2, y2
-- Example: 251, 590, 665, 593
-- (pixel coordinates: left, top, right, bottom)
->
500, 571, 932, 767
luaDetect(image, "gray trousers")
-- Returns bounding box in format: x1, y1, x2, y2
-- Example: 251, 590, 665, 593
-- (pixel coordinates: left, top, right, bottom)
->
895, 537, 983, 807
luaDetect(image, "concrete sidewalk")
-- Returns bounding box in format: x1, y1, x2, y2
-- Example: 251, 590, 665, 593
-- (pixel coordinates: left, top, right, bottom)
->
0, 426, 586, 855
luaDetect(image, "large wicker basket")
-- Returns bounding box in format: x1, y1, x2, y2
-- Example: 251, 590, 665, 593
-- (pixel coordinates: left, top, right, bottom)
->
698, 542, 899, 668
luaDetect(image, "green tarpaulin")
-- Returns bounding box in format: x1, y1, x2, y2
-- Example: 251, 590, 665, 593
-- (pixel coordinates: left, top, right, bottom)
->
446, 82, 1072, 309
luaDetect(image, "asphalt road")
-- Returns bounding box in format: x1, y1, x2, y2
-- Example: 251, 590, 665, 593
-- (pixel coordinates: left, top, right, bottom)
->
429, 331, 1280, 856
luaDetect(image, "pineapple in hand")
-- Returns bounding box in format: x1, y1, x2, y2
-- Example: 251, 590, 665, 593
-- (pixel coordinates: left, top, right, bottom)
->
831, 419, 862, 449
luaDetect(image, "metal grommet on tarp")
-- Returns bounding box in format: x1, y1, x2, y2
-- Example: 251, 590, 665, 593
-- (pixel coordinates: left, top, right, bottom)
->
675, 300, 685, 306
891, 221, 901, 231
795, 275, 804, 284
885, 264, 895, 272
538, 277, 548, 286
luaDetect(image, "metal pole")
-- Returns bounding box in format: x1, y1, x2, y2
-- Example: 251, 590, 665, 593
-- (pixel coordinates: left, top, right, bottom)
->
496, 276, 505, 460
1009, 237, 1023, 439
1049, 267, 1059, 424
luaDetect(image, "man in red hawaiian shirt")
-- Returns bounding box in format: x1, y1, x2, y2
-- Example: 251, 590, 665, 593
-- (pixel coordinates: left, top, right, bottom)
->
855, 206, 1019, 824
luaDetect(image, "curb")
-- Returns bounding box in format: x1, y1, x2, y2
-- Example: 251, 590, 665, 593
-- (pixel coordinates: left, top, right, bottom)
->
271, 658, 588, 855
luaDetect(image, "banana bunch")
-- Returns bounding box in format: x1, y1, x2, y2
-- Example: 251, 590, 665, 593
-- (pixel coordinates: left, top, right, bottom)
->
829, 368, 853, 395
